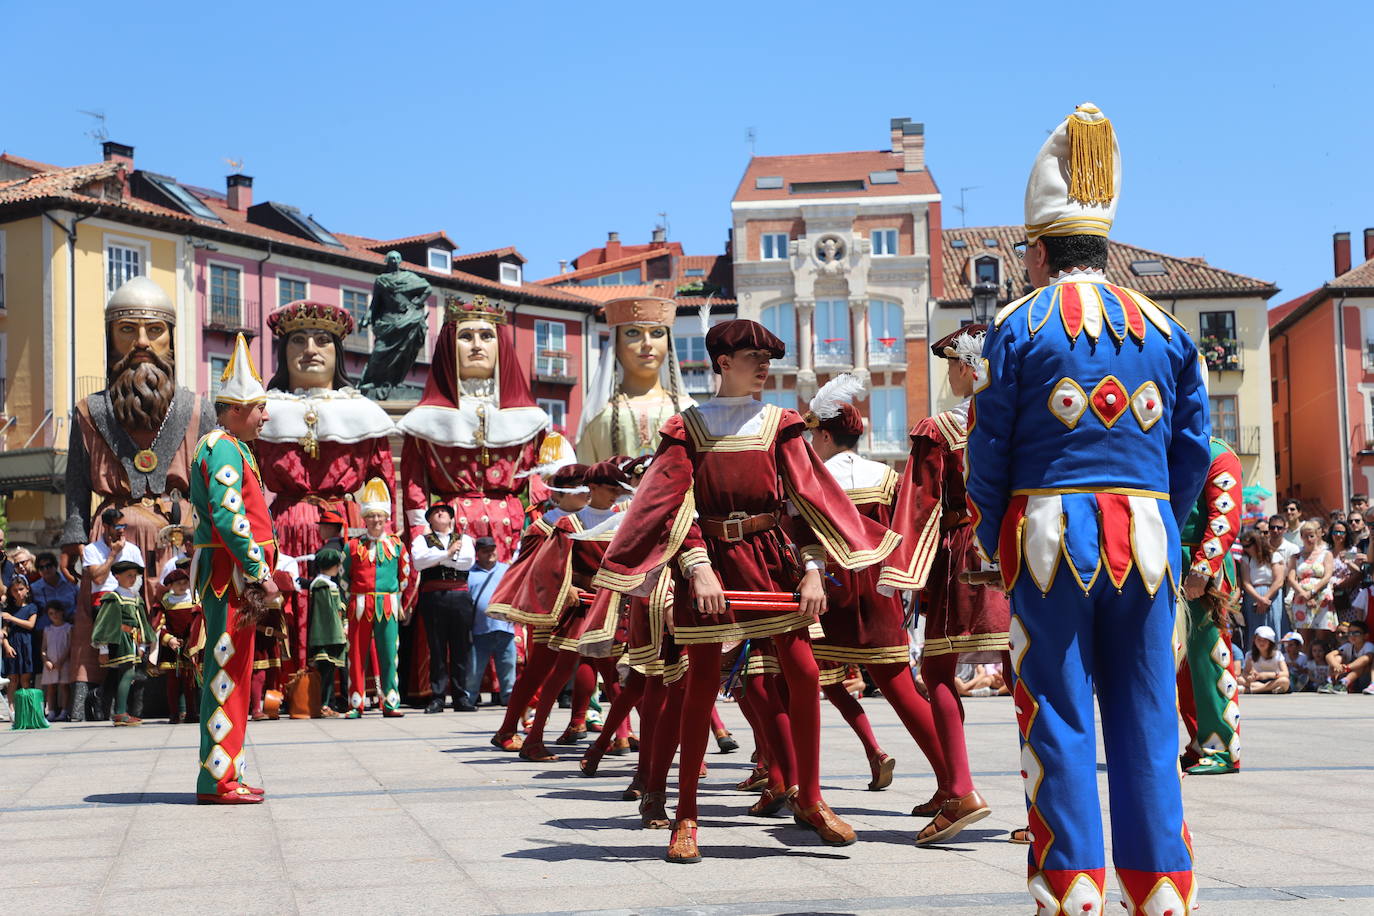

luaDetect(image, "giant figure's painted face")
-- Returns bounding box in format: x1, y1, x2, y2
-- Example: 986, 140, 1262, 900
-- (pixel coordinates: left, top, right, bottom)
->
614, 324, 669, 380
109, 317, 173, 368
456, 319, 498, 380
285, 329, 339, 391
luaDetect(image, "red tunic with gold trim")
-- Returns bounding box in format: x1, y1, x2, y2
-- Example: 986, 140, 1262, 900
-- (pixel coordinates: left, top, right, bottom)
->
810, 451, 912, 667
593, 399, 900, 650
878, 402, 1010, 660
257, 389, 399, 669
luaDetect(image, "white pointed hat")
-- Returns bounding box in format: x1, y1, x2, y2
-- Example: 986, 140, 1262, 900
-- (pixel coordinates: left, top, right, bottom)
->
216, 333, 267, 406
359, 477, 392, 517
1024, 102, 1121, 243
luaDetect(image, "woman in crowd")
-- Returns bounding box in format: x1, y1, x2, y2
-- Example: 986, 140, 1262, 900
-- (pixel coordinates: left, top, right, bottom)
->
1238, 528, 1284, 647
1, 577, 39, 704
1241, 625, 1290, 694
1327, 521, 1367, 624
1288, 520, 1336, 640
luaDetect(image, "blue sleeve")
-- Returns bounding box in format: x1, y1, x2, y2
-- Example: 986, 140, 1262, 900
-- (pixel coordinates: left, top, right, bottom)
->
1167, 347, 1213, 529
965, 324, 1019, 560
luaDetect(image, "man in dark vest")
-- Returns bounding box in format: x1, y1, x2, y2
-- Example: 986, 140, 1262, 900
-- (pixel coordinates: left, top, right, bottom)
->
409, 504, 477, 712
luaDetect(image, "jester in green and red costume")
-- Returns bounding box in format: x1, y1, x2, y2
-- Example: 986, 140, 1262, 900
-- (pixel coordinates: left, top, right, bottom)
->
343, 477, 412, 717
192, 334, 282, 805
1177, 436, 1243, 775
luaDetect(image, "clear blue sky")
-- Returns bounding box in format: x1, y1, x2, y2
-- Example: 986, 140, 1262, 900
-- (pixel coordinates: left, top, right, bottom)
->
5, 1, 1371, 305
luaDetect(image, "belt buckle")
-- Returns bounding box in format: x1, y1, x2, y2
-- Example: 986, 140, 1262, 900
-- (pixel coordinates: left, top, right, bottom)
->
262, 626, 275, 637
721, 511, 748, 543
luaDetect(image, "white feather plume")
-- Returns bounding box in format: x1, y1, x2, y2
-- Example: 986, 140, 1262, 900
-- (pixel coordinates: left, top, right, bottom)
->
698, 298, 712, 339
808, 372, 866, 419
570, 510, 627, 541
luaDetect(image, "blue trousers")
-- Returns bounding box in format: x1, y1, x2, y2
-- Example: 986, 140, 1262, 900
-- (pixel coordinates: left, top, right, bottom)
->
1011, 569, 1192, 889
467, 631, 516, 703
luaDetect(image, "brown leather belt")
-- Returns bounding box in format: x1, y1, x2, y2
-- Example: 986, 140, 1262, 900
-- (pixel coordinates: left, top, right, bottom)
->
257, 625, 277, 637
699, 511, 779, 543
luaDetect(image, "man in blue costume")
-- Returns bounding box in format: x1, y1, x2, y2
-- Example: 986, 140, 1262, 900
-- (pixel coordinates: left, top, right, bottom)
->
964, 102, 1212, 914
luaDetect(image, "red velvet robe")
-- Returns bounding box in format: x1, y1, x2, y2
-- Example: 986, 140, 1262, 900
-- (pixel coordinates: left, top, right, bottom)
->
594, 404, 900, 652
877, 406, 1010, 661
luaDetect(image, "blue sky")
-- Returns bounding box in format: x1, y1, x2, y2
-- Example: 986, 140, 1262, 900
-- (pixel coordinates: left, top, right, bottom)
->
5, 1, 1371, 305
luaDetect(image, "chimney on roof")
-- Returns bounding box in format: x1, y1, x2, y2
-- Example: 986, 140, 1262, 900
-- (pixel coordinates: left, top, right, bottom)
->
651, 226, 667, 248
558, 259, 568, 275
1335, 231, 1352, 277
899, 121, 925, 172
605, 231, 621, 262
102, 141, 134, 169
226, 174, 253, 212
890, 118, 910, 154
1364, 228, 1374, 263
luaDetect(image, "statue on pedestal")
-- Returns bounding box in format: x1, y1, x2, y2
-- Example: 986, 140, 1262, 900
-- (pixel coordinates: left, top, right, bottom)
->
358, 251, 432, 400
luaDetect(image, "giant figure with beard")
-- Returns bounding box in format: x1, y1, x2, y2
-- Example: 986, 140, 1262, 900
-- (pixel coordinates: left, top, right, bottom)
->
256, 300, 398, 678
62, 277, 213, 720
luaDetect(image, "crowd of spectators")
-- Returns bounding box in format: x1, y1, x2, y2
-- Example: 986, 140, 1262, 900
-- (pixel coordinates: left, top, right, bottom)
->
1233, 496, 1374, 695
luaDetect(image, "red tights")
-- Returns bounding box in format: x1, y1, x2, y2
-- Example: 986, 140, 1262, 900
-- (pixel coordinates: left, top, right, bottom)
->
497, 640, 559, 737
918, 653, 974, 796
639, 676, 682, 793
523, 650, 581, 746
741, 674, 796, 789
589, 669, 645, 755
678, 632, 821, 821
823, 682, 882, 761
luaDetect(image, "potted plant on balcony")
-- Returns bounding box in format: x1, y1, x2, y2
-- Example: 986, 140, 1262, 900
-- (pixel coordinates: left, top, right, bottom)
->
1199, 335, 1240, 371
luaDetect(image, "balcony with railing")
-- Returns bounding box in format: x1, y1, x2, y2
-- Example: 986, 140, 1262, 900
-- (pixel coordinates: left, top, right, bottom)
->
202, 294, 261, 335
868, 338, 905, 367
1216, 424, 1261, 455
815, 339, 852, 369
1198, 336, 1242, 372
869, 425, 909, 455
681, 365, 716, 396
532, 349, 576, 386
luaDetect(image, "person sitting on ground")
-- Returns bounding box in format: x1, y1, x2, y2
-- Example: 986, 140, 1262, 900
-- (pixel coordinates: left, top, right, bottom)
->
1241, 625, 1289, 694
1321, 620, 1374, 694
1281, 631, 1312, 693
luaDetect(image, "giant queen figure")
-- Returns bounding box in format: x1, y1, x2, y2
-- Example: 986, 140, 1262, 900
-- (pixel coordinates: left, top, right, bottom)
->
397, 296, 550, 560
256, 300, 399, 671
62, 277, 213, 719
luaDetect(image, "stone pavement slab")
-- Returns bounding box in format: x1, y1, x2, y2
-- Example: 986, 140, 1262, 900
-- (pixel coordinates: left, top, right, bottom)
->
1, 691, 1371, 914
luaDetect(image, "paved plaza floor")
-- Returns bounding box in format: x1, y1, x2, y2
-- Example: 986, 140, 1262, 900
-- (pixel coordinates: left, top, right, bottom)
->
2, 691, 1371, 915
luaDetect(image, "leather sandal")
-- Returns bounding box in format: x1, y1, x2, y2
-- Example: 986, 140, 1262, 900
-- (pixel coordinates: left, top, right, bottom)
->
639, 791, 671, 829
665, 818, 701, 863
519, 741, 558, 762
748, 784, 797, 817
382, 708, 405, 718
579, 747, 604, 777
735, 764, 770, 792
867, 752, 896, 791
621, 777, 644, 801
914, 790, 991, 846
715, 730, 740, 753
554, 724, 587, 745
792, 800, 857, 846
608, 737, 632, 756
196, 785, 263, 806
491, 732, 525, 752
911, 788, 954, 818
1008, 826, 1032, 844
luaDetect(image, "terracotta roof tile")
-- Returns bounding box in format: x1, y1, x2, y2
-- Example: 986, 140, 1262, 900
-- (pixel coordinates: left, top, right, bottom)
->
938, 225, 1278, 303
453, 246, 524, 263
734, 150, 938, 202
0, 159, 595, 309
0, 152, 61, 174
365, 231, 458, 252
1330, 257, 1374, 289
533, 247, 674, 285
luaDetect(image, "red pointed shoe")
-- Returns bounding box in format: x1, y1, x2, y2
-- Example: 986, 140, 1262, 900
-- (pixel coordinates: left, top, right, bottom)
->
196, 785, 264, 805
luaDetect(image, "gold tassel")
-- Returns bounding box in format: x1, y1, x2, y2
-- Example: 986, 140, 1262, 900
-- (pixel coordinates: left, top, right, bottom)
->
1066, 115, 1115, 206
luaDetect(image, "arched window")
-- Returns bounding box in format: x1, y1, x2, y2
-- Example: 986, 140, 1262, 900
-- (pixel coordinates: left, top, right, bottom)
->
760, 302, 798, 367
814, 299, 851, 367
868, 300, 904, 366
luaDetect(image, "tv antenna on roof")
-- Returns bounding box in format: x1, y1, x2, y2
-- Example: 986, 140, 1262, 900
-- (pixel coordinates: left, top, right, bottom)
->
955, 186, 981, 228
657, 211, 670, 239
746, 126, 756, 156
78, 109, 108, 144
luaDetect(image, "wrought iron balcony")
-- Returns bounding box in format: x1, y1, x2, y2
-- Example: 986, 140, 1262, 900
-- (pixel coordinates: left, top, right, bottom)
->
868, 339, 904, 367
815, 339, 852, 369
203, 294, 260, 335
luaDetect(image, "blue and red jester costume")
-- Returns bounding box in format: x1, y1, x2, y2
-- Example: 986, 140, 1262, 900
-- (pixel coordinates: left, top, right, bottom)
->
964, 103, 1212, 915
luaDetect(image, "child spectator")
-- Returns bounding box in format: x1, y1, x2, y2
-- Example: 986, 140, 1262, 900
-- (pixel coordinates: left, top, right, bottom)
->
40, 602, 73, 720
1, 577, 39, 706
309, 548, 347, 718
150, 564, 202, 724
92, 560, 154, 725
1281, 631, 1312, 692
1320, 620, 1374, 694
1241, 625, 1289, 694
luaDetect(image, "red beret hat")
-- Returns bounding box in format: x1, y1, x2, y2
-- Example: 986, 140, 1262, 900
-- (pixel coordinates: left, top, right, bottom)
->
930, 323, 988, 359
815, 402, 865, 437
584, 460, 631, 488
705, 319, 786, 364
549, 463, 589, 490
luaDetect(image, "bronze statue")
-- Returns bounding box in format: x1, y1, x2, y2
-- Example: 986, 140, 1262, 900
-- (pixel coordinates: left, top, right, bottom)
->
358, 251, 432, 400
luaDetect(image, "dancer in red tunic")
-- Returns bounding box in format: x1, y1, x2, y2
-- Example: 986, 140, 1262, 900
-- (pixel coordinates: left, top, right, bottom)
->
594, 319, 900, 862
877, 324, 1011, 845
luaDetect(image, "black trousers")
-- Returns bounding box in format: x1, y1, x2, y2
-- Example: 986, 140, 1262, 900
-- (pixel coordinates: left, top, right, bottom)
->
420, 588, 475, 703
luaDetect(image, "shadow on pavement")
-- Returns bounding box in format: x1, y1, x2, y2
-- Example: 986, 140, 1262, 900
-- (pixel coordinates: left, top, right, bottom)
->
505, 839, 852, 863
83, 792, 196, 806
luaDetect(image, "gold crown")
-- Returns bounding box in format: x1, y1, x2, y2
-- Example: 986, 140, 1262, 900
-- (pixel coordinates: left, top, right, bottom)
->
267, 300, 355, 339
444, 294, 507, 326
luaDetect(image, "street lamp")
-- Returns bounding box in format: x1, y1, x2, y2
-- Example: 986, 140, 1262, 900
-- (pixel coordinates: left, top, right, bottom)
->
971, 281, 998, 325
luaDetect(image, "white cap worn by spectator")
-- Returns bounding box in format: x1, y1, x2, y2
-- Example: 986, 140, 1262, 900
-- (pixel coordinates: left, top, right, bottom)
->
1254, 625, 1278, 644
1281, 630, 1303, 646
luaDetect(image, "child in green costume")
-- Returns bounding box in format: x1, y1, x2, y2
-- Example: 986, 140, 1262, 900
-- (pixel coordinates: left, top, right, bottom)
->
309, 548, 347, 717
92, 560, 154, 726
